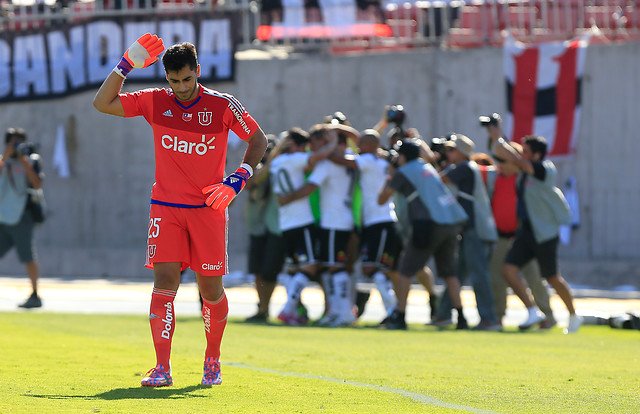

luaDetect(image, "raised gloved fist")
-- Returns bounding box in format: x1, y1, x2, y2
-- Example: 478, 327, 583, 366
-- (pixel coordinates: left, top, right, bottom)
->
114, 33, 165, 78
202, 165, 253, 210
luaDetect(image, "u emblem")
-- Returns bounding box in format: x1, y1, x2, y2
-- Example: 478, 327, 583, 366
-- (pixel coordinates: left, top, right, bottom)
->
198, 111, 212, 126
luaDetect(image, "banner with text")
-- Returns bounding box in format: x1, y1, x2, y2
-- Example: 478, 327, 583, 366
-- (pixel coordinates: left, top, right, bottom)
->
0, 13, 239, 103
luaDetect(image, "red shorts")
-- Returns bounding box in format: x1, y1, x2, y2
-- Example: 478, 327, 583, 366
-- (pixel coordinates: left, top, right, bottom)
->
146, 204, 228, 276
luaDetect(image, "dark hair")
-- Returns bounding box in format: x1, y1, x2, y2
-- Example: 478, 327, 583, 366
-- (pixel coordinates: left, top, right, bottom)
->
162, 42, 198, 73
523, 135, 548, 159
394, 139, 420, 162
5, 127, 26, 144
308, 124, 330, 142
287, 127, 309, 147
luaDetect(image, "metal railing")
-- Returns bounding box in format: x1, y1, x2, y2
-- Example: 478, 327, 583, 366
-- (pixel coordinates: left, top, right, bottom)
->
1, 0, 257, 44
1, 0, 640, 49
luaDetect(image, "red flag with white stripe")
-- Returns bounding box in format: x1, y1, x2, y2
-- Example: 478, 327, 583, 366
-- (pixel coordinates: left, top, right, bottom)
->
503, 35, 589, 156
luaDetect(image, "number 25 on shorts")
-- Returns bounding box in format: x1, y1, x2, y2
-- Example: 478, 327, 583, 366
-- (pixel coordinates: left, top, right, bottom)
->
148, 218, 162, 239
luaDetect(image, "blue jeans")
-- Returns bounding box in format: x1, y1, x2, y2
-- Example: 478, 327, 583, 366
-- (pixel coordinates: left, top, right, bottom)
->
437, 227, 497, 324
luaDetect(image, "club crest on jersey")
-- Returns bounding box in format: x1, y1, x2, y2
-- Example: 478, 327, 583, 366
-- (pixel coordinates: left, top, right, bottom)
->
147, 244, 157, 259
182, 113, 192, 122
198, 111, 212, 126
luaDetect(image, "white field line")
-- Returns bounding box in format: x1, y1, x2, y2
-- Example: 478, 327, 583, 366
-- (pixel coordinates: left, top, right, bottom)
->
226, 362, 498, 414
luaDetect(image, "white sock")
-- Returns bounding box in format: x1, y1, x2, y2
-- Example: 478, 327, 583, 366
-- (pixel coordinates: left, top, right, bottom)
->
321, 272, 332, 297
321, 272, 334, 316
283, 272, 309, 314
333, 271, 352, 318
373, 271, 397, 316
527, 306, 541, 317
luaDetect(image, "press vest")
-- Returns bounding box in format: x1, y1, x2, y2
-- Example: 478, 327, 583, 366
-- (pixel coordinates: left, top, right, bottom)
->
398, 160, 467, 226
0, 158, 29, 225
452, 161, 498, 242
521, 160, 571, 243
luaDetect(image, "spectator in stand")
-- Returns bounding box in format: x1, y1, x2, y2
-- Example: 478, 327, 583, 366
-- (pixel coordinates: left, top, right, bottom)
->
244, 134, 286, 323
262, 0, 284, 25
493, 135, 581, 334
475, 145, 556, 329
438, 134, 499, 331
356, 0, 383, 23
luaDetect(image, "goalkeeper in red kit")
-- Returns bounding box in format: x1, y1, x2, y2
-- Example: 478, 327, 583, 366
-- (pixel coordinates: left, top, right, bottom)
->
93, 34, 268, 387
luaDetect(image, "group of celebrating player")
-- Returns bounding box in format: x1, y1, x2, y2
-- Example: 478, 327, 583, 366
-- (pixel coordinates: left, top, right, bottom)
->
245, 111, 583, 336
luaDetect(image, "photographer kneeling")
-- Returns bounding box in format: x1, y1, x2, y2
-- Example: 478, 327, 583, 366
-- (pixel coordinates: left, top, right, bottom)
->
0, 128, 44, 308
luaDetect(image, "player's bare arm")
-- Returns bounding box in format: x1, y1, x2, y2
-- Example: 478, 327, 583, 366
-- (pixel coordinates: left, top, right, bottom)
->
203, 128, 268, 211
328, 123, 360, 143
242, 128, 269, 170
378, 185, 395, 205
243, 130, 270, 190
278, 182, 318, 206
93, 33, 165, 117
328, 151, 357, 169
93, 71, 127, 117
306, 129, 338, 172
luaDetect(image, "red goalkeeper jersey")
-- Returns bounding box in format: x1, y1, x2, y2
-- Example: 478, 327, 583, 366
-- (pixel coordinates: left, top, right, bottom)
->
120, 85, 259, 206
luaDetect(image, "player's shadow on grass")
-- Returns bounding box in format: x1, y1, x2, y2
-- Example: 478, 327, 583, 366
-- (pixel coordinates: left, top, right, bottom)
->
25, 385, 207, 401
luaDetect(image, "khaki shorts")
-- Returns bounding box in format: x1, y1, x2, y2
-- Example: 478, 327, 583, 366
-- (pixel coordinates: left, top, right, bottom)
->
398, 221, 462, 278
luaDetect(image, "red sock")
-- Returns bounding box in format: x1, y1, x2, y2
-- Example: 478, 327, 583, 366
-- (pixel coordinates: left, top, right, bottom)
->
149, 288, 177, 371
202, 292, 228, 361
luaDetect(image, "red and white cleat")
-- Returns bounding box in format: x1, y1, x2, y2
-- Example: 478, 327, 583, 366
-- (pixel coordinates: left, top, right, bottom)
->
141, 364, 173, 387
201, 357, 222, 387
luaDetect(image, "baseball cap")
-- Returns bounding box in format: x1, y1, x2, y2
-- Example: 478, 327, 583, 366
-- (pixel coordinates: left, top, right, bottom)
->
479, 113, 502, 127
444, 134, 475, 158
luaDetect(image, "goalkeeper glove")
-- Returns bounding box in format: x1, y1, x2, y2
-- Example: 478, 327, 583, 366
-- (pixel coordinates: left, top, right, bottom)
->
202, 164, 253, 210
114, 33, 165, 78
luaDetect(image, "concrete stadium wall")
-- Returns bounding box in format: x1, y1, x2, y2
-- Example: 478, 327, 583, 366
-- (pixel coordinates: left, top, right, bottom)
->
1, 42, 639, 286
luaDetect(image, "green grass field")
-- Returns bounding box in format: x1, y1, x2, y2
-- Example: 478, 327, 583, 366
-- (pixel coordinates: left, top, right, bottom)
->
1, 312, 638, 414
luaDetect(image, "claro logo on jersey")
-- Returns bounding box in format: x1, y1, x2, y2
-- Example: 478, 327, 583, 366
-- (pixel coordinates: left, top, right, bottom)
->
161, 134, 216, 155
228, 103, 252, 135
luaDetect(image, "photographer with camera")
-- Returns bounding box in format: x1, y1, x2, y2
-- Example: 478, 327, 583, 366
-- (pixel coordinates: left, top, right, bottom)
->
378, 139, 469, 330
493, 136, 581, 334
373, 105, 407, 144
0, 128, 44, 309
479, 112, 505, 151
435, 134, 499, 330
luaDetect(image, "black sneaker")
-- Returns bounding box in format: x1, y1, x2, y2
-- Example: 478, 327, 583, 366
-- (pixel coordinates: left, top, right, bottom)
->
18, 293, 42, 309
429, 294, 439, 321
244, 311, 268, 324
456, 317, 468, 330
384, 310, 407, 330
